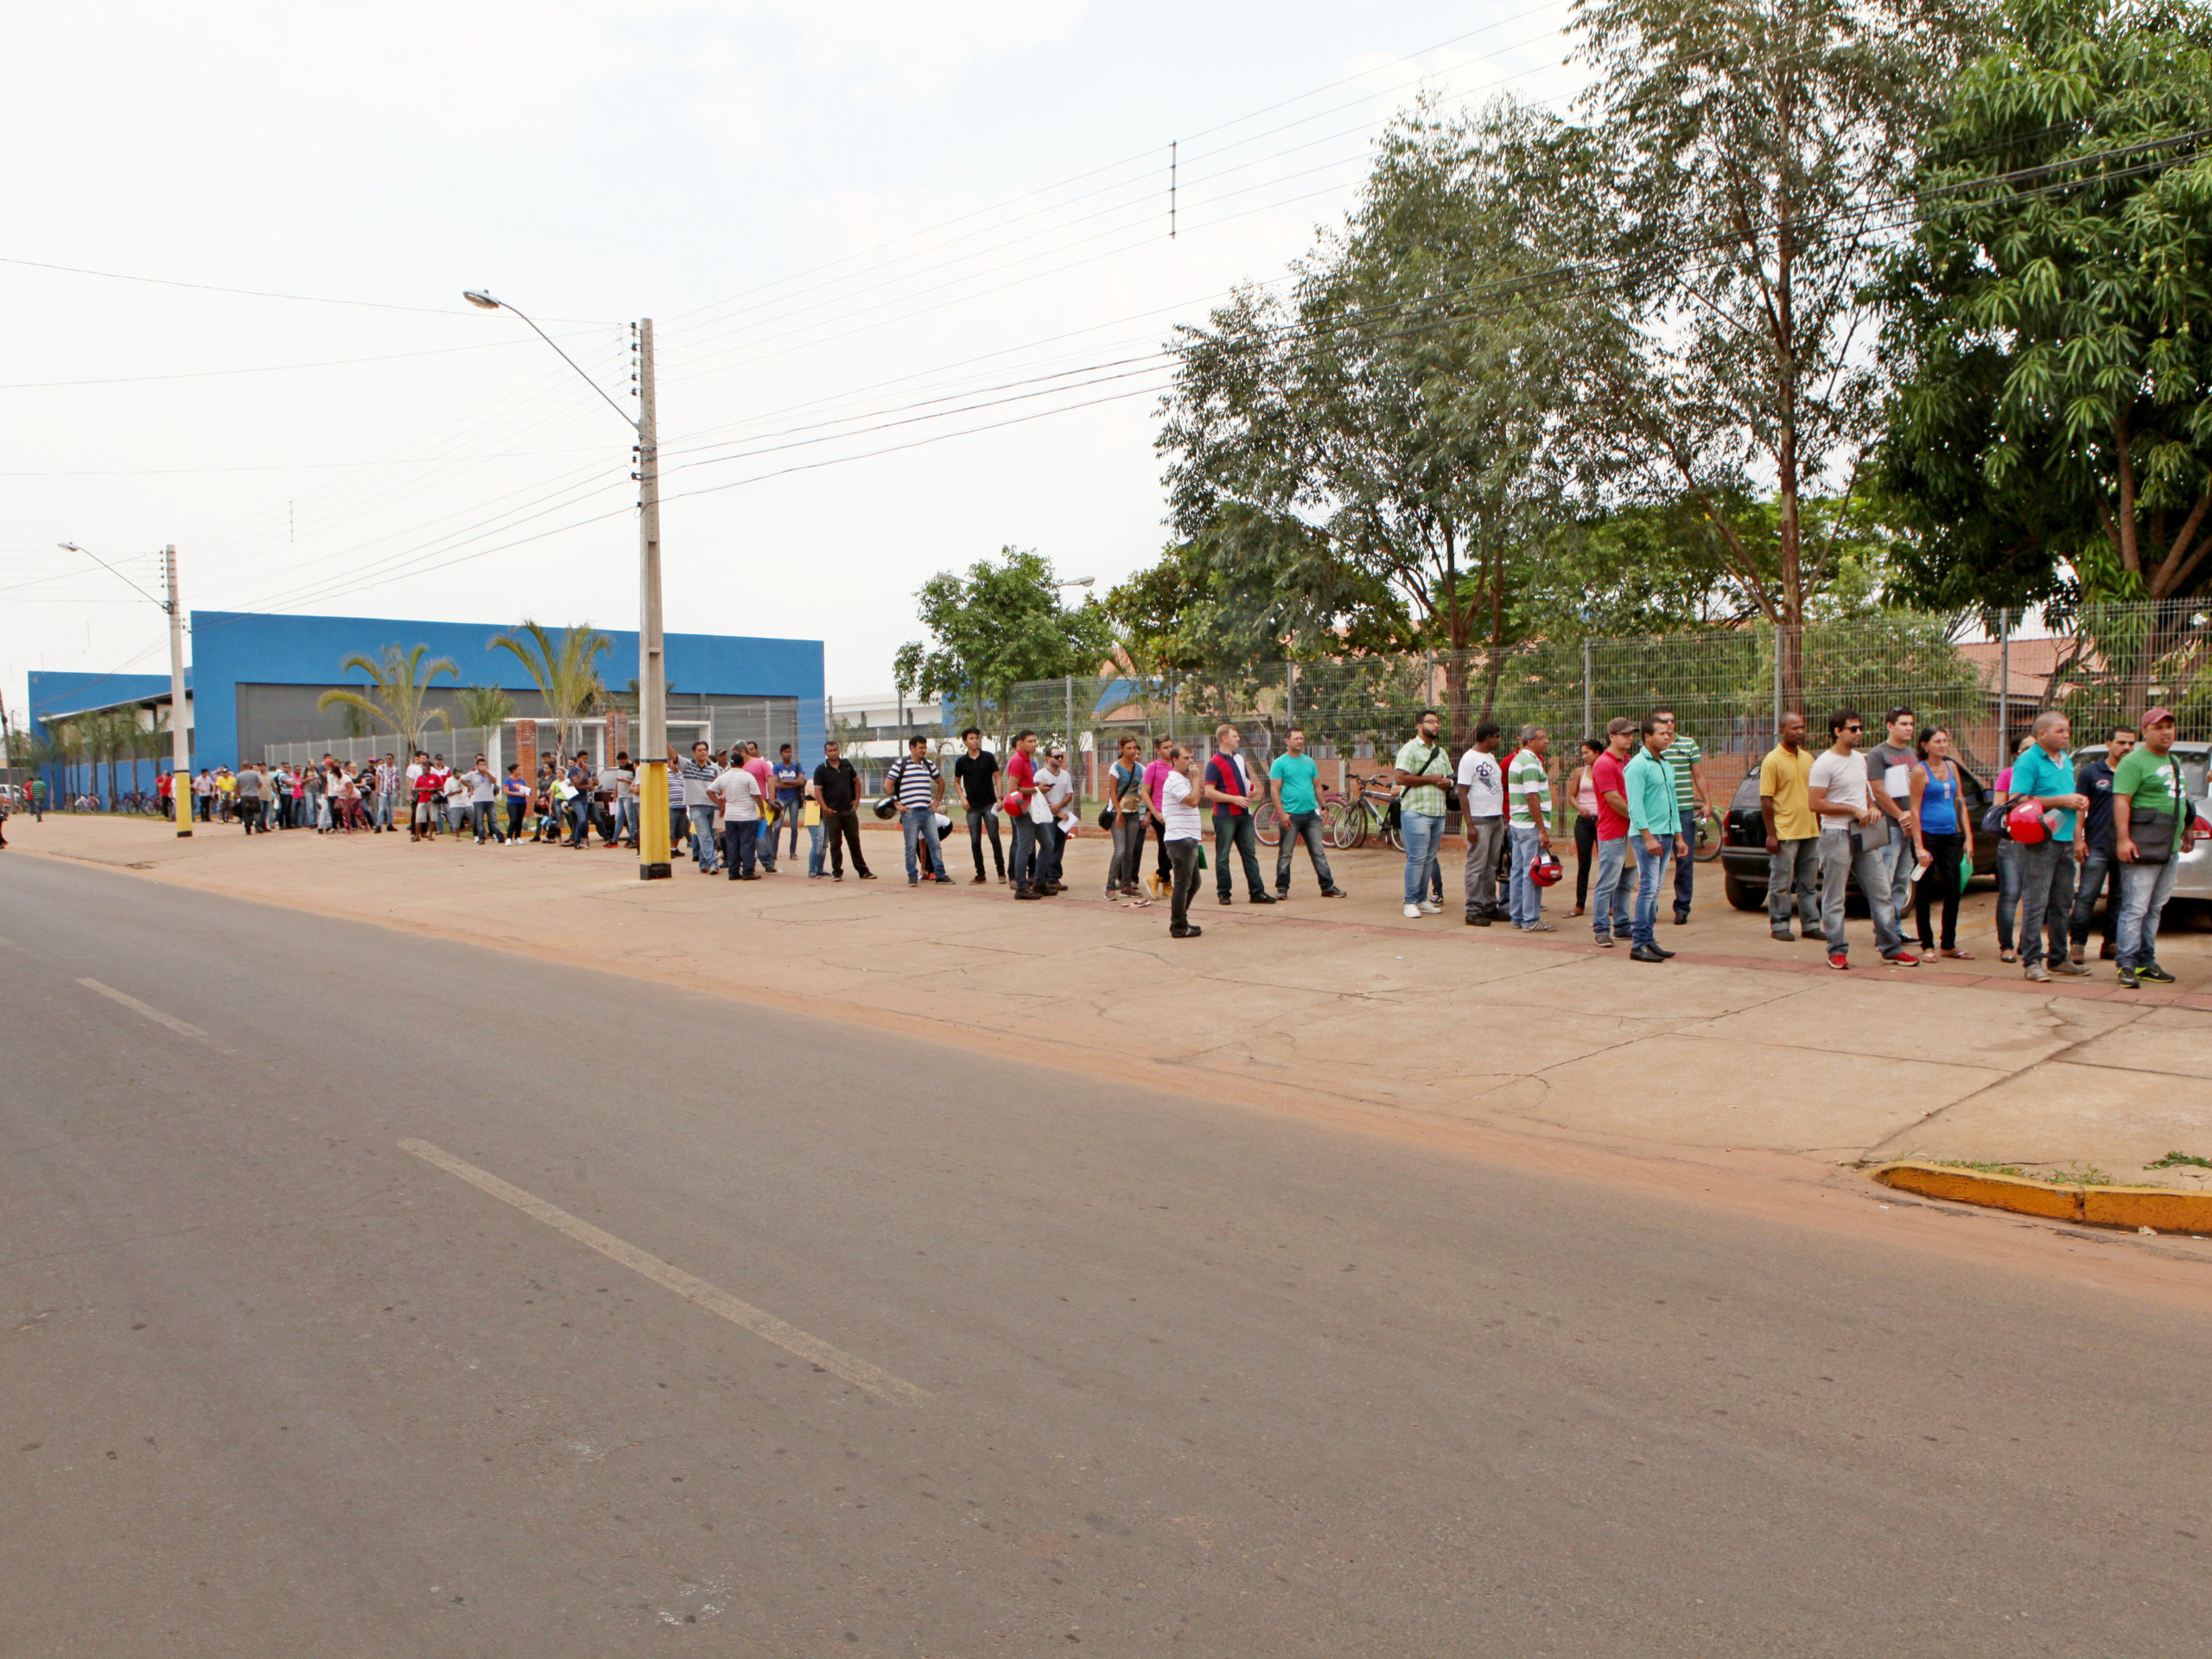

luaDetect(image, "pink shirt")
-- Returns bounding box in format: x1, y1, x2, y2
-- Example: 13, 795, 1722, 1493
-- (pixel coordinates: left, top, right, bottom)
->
1142, 758, 1173, 814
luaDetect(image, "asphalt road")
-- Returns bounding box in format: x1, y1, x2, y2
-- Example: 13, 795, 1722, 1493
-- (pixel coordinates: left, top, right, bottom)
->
3, 854, 2209, 1657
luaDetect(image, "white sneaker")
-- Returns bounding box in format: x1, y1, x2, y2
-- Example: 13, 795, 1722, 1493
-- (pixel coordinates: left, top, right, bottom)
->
1403, 903, 1422, 918
1417, 900, 1442, 915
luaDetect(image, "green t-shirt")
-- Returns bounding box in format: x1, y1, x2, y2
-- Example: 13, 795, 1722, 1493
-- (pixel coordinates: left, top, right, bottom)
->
1508, 748, 1550, 827
1661, 734, 1703, 812
1393, 735, 1452, 817
1269, 753, 1319, 816
2112, 745, 2185, 820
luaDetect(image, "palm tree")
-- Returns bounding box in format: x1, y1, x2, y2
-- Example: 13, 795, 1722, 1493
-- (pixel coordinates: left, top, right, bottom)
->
459, 683, 517, 731
489, 620, 609, 760
317, 644, 459, 759
89, 710, 129, 809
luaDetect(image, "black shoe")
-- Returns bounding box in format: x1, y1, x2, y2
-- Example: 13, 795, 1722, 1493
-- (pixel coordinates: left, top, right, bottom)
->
1248, 893, 1276, 905
2139, 961, 2177, 984
2116, 964, 2140, 989
1171, 924, 1203, 938
1770, 930, 1795, 943
1654, 945, 1675, 958
1467, 912, 1491, 925
1218, 893, 1233, 906
1672, 912, 1689, 925
1630, 944, 1669, 963
1014, 886, 1041, 900
1321, 887, 1347, 898
857, 870, 876, 880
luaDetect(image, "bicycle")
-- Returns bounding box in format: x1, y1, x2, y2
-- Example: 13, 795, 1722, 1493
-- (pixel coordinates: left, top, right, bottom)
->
1328, 775, 1402, 852
1254, 784, 1347, 849
1693, 804, 1724, 863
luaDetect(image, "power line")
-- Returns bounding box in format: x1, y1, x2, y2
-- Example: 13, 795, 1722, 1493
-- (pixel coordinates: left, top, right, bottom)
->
0, 253, 615, 321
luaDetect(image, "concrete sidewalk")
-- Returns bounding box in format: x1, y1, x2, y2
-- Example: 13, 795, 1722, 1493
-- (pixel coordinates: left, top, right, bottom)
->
12, 811, 2212, 1195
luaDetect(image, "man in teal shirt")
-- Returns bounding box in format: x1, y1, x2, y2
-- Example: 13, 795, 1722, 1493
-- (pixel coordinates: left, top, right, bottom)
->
1624, 715, 1686, 962
2008, 709, 2090, 981
1268, 725, 1343, 899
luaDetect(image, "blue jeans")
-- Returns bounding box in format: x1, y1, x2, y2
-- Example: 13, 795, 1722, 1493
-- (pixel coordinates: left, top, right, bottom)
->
1009, 816, 1041, 890
2068, 846, 2120, 950
2015, 838, 2075, 967
1507, 822, 1544, 928
1591, 836, 1630, 940
779, 798, 804, 860
901, 805, 946, 880
721, 817, 758, 878
1401, 811, 1444, 906
1214, 813, 1266, 899
807, 821, 824, 875
1994, 837, 2022, 954
1274, 810, 1335, 893
1818, 828, 1904, 959
2116, 855, 2181, 969
1674, 809, 1700, 916
613, 796, 638, 845
688, 804, 719, 870
1631, 837, 1673, 949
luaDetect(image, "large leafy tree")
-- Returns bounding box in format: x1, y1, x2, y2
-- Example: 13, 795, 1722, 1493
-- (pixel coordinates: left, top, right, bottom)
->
1879, 0, 2212, 660
1160, 100, 1617, 741
1570, 0, 1972, 706
893, 547, 1117, 733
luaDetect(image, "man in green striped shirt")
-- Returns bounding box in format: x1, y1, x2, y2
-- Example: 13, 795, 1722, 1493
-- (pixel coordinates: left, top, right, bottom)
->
1652, 705, 1713, 926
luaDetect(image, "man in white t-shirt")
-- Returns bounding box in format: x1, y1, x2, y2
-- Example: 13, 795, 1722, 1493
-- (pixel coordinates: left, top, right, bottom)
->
709, 757, 765, 879
1033, 744, 1076, 893
1808, 709, 1914, 969
1456, 721, 1506, 925
465, 754, 503, 843
1160, 743, 1205, 939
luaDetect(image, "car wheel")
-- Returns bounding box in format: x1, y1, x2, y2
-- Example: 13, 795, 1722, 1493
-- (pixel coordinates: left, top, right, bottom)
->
1723, 873, 1765, 912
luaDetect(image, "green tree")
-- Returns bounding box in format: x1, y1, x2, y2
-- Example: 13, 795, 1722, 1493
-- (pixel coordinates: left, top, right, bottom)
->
893, 547, 1116, 734
1878, 0, 2212, 710
1569, 0, 1973, 707
317, 644, 460, 758
489, 621, 609, 759
1161, 100, 1618, 741
459, 684, 518, 730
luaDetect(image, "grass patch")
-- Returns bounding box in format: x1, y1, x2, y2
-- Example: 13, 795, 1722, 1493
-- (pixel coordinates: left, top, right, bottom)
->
2042, 1165, 2117, 1188
2148, 1151, 2212, 1170
1924, 1159, 2030, 1178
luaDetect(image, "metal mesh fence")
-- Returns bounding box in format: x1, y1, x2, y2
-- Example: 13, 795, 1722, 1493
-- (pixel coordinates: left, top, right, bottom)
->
927, 601, 2212, 804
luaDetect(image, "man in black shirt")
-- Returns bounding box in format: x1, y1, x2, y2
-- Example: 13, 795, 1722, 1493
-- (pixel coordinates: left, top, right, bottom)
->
951, 727, 1005, 884
811, 739, 874, 881
2068, 724, 2136, 961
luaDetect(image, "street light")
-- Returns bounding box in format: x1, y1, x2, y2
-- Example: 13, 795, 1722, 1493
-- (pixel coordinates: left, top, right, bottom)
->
465, 289, 671, 879
60, 540, 192, 837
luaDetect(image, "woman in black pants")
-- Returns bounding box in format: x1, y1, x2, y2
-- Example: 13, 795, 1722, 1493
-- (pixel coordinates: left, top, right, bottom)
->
1567, 737, 1603, 916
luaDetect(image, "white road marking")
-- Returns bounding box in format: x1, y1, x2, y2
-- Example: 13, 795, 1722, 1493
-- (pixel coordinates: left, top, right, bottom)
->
397, 1138, 930, 1408
77, 977, 209, 1041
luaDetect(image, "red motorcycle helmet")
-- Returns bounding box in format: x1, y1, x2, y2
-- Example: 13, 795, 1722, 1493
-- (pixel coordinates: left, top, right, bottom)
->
2005, 802, 2049, 845
1529, 850, 1564, 887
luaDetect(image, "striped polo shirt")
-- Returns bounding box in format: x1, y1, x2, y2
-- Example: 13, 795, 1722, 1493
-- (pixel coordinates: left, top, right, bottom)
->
1662, 733, 1703, 813
891, 755, 940, 810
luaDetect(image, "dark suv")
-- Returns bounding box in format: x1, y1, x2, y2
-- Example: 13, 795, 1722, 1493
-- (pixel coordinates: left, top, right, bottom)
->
1717, 764, 1999, 912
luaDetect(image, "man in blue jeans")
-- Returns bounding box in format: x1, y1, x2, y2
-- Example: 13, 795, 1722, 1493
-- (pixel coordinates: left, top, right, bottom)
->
1624, 715, 1685, 963
676, 740, 720, 873
1207, 724, 1275, 906
1589, 719, 1635, 945
888, 735, 951, 885
1393, 709, 1452, 919
2111, 707, 2194, 988
772, 743, 806, 864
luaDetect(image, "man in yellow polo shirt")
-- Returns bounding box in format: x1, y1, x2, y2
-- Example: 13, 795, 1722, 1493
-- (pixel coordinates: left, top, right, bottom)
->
1758, 710, 1817, 941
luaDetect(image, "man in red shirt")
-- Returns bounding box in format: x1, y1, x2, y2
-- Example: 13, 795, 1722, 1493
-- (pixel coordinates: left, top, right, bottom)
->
1205, 723, 1276, 906
1002, 730, 1044, 900
1588, 718, 1635, 947
411, 752, 448, 842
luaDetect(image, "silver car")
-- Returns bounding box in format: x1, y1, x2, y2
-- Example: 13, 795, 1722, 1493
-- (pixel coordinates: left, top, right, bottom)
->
2074, 741, 2211, 908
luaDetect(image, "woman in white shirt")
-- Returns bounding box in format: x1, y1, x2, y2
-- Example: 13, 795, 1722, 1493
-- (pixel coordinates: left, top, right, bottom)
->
1161, 743, 1205, 938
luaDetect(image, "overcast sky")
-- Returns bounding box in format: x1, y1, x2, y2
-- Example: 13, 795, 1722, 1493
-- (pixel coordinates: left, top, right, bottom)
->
2, 0, 1585, 715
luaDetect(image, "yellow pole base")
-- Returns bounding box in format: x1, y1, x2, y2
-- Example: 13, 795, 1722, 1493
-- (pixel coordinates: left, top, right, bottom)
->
639, 758, 672, 880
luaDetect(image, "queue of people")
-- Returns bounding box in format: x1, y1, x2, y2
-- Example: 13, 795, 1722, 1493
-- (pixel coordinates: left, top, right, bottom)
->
147, 704, 2198, 977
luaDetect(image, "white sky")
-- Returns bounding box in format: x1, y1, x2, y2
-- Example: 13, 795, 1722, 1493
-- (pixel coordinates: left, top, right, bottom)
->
0, 0, 1586, 714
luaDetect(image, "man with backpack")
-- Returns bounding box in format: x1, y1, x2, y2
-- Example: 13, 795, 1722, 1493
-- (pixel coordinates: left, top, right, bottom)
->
888, 735, 951, 886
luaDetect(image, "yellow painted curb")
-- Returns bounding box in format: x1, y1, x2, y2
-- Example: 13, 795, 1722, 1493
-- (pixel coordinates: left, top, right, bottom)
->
1869, 1160, 2212, 1232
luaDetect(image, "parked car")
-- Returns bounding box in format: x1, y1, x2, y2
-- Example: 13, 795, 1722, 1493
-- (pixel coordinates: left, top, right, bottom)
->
1717, 761, 1999, 912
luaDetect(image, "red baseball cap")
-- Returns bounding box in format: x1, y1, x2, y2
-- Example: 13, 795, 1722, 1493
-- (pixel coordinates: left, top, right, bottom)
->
2141, 706, 2177, 727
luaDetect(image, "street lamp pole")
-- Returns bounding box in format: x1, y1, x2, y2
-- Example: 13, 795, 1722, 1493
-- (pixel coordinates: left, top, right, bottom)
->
465, 290, 670, 879
162, 545, 191, 836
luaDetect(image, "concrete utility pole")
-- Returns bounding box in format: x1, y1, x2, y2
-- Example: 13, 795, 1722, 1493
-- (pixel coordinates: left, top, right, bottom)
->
635, 319, 671, 879
465, 289, 670, 879
163, 544, 191, 837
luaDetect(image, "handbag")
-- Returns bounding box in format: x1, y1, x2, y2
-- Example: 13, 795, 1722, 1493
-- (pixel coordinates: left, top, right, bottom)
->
1096, 805, 1115, 831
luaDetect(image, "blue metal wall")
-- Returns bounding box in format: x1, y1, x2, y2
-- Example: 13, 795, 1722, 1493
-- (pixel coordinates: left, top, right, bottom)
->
187, 610, 824, 769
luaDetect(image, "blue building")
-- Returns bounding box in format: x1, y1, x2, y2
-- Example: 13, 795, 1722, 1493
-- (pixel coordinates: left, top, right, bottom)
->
28, 609, 823, 788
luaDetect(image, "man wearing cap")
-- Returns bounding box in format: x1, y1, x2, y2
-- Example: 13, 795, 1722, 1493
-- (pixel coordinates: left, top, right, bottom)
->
2010, 710, 2091, 982
2111, 706, 2197, 988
